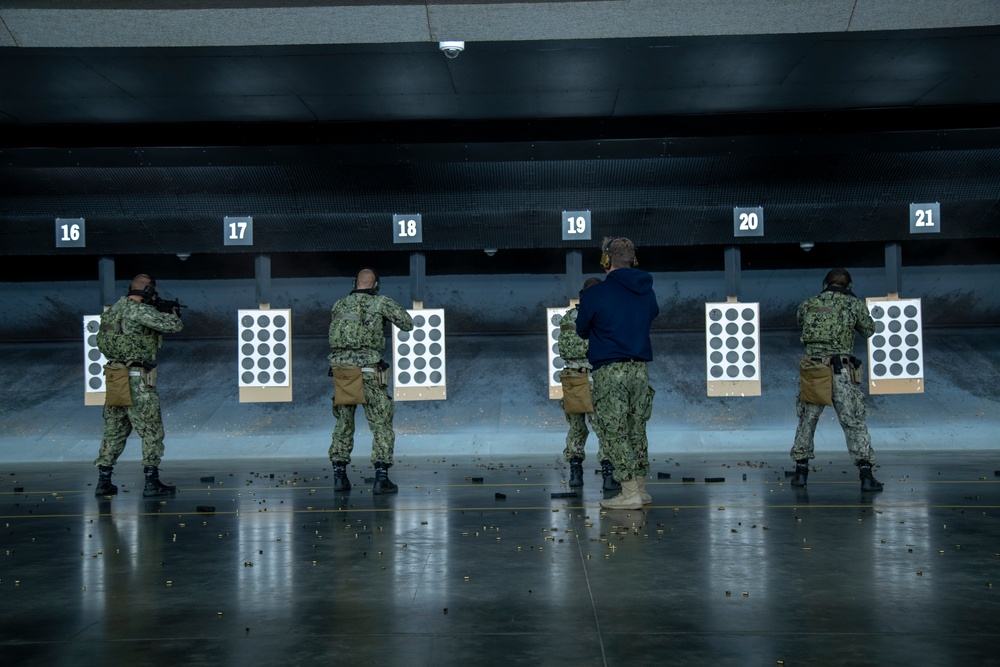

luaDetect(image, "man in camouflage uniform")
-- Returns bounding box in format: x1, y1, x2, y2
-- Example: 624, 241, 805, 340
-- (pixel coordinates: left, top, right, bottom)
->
791, 268, 883, 492
328, 268, 414, 494
577, 237, 659, 510
558, 277, 620, 490
94, 274, 184, 497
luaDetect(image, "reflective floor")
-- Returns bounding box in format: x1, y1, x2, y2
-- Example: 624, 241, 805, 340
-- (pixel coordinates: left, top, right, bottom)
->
2, 452, 1000, 666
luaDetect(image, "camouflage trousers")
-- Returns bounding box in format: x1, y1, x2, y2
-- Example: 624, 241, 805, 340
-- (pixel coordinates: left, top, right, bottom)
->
329, 374, 396, 466
791, 369, 875, 465
95, 376, 165, 468
558, 401, 607, 462
590, 361, 655, 482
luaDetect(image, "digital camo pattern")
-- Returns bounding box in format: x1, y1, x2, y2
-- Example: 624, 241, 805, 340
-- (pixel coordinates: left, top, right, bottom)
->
97, 296, 183, 362
560, 403, 590, 461
590, 361, 654, 482
328, 292, 414, 367
797, 291, 875, 356
557, 307, 591, 370
329, 373, 396, 465
791, 369, 874, 464
94, 376, 165, 467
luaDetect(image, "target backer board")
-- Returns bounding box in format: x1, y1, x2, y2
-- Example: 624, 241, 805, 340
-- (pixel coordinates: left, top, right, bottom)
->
83, 315, 108, 406
546, 306, 571, 399
238, 308, 292, 402
393, 308, 446, 401
705, 302, 761, 397
866, 296, 924, 394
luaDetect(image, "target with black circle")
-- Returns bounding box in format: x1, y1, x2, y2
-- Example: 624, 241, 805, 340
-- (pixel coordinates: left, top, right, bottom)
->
546, 306, 570, 399
393, 308, 446, 401
705, 302, 761, 397
866, 297, 924, 394
83, 315, 108, 406
238, 309, 293, 402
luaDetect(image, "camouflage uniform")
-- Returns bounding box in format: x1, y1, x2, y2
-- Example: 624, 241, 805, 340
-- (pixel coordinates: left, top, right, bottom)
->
328, 291, 413, 466
557, 306, 603, 462
591, 362, 654, 481
791, 289, 876, 464
95, 297, 183, 468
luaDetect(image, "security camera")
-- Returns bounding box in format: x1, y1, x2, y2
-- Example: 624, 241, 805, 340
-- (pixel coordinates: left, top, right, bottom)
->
799, 241, 814, 252
439, 41, 465, 59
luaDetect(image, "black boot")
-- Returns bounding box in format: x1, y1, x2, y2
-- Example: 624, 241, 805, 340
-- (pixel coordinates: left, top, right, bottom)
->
568, 458, 584, 488
332, 462, 352, 492
858, 461, 884, 492
142, 466, 176, 497
373, 463, 398, 495
791, 460, 809, 487
601, 461, 622, 492
95, 465, 118, 497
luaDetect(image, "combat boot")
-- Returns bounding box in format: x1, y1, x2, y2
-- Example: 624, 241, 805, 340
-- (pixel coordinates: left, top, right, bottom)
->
568, 458, 584, 488
332, 462, 352, 492
858, 461, 884, 492
601, 460, 622, 492
142, 466, 176, 497
791, 460, 809, 487
635, 475, 653, 505
372, 463, 398, 495
95, 465, 118, 497
599, 479, 643, 510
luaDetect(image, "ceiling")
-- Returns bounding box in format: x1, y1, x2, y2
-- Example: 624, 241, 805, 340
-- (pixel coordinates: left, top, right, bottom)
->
1, 2, 999, 267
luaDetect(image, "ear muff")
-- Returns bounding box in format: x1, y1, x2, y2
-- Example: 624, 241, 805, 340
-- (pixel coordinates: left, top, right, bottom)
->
353, 268, 380, 294
128, 277, 158, 302
600, 239, 638, 269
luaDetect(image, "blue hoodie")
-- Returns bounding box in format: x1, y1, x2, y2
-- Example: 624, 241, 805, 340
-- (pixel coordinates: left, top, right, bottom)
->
576, 267, 659, 370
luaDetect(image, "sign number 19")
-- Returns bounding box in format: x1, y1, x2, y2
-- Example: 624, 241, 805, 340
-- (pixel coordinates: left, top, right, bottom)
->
561, 210, 592, 240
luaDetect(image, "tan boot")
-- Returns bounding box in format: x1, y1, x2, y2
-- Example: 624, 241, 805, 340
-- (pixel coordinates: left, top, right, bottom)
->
600, 479, 643, 510
635, 475, 652, 505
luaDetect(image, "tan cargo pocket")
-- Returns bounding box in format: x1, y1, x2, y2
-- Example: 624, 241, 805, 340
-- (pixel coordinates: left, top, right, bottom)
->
799, 358, 833, 406
104, 365, 133, 407
561, 373, 594, 414
333, 367, 367, 405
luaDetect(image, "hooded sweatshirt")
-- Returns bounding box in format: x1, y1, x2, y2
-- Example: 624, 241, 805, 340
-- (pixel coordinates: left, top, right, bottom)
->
576, 267, 659, 371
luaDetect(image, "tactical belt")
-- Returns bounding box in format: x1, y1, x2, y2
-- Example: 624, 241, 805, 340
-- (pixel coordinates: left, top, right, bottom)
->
811, 356, 851, 373
128, 369, 141, 377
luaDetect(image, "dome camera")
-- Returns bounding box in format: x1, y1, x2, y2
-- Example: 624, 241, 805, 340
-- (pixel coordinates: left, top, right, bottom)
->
439, 41, 465, 59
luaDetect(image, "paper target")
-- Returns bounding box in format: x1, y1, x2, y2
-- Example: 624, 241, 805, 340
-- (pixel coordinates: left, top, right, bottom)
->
705, 302, 761, 397
238, 309, 291, 388
546, 307, 569, 399
393, 308, 446, 401
866, 297, 924, 394
83, 315, 107, 404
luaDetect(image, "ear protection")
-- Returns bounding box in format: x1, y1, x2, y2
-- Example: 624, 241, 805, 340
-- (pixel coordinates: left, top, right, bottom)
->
600, 238, 639, 270
127, 277, 158, 302
353, 268, 380, 294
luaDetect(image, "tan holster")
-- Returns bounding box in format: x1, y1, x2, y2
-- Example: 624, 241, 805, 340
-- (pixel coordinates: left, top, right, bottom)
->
332, 367, 367, 405
104, 363, 133, 407
798, 357, 833, 406
561, 371, 594, 414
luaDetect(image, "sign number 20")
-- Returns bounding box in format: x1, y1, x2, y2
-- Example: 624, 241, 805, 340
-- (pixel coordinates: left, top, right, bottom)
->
738, 212, 759, 231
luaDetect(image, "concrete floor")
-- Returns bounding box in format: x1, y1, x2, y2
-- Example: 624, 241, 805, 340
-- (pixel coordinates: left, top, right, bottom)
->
2, 452, 1000, 666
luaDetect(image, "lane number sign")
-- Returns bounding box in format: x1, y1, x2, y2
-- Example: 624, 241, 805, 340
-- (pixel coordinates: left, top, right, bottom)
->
561, 210, 592, 241
55, 218, 86, 248
909, 203, 940, 234
224, 216, 254, 246
733, 207, 764, 238
393, 214, 423, 244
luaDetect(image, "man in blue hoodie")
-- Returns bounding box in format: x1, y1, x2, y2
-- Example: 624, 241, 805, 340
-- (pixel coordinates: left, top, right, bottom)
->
577, 237, 659, 509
